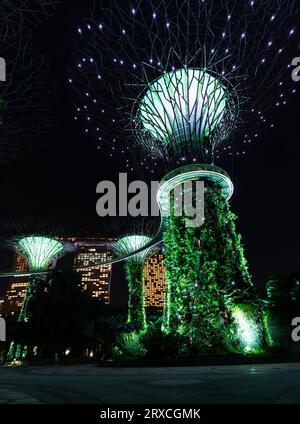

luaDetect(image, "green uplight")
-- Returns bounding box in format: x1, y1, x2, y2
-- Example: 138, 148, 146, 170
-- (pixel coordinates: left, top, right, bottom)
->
138, 68, 227, 146
18, 236, 64, 271
232, 305, 262, 352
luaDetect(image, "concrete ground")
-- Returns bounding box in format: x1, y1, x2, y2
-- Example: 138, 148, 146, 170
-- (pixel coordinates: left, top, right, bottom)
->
0, 362, 300, 404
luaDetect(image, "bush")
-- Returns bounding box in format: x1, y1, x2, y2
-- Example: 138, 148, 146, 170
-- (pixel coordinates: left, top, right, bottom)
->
114, 332, 147, 358
142, 319, 182, 358
262, 308, 292, 351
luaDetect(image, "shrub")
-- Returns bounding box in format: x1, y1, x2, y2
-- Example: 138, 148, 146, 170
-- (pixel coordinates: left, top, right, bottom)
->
115, 332, 147, 358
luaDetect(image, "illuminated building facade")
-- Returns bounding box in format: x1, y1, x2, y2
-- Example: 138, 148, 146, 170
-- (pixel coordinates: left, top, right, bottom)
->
144, 252, 165, 308
1, 254, 29, 315
73, 239, 113, 304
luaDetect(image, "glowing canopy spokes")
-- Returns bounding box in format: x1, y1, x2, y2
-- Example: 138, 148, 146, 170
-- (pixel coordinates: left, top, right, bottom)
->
18, 236, 64, 271
115, 235, 152, 262
137, 68, 227, 151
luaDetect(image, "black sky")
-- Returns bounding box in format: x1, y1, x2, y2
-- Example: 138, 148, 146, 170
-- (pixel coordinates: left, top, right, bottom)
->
0, 0, 299, 299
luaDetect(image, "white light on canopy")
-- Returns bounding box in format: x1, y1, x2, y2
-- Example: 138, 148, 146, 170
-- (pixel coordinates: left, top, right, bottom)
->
18, 236, 64, 271
138, 68, 227, 146
115, 235, 152, 262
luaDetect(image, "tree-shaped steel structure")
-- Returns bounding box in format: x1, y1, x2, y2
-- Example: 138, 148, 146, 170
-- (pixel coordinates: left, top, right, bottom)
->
0, 1, 59, 163
68, 0, 300, 353
17, 236, 64, 272
70, 0, 299, 168
113, 229, 155, 332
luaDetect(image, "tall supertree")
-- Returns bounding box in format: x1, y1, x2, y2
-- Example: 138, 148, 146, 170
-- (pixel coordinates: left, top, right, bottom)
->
0, 215, 69, 360
106, 217, 158, 332
69, 0, 299, 352
0, 215, 69, 322
69, 0, 298, 164
16, 236, 64, 322
10, 236, 64, 360
114, 235, 152, 332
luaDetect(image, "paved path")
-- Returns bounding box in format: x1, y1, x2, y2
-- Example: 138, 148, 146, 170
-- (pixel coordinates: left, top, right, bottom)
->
1, 362, 300, 404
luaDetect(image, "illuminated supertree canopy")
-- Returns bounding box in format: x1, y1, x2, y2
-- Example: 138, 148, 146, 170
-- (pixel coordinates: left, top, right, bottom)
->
114, 235, 152, 262
137, 68, 230, 162
0, 213, 72, 275
17, 236, 64, 271
70, 0, 299, 169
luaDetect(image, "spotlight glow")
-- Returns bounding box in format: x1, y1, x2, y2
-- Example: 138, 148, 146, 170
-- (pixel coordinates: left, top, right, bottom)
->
232, 305, 262, 352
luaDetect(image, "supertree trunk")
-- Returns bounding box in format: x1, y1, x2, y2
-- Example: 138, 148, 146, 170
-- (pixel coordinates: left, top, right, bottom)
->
7, 276, 41, 362
18, 276, 41, 323
162, 213, 201, 335
162, 181, 264, 352
200, 182, 253, 295
125, 260, 147, 332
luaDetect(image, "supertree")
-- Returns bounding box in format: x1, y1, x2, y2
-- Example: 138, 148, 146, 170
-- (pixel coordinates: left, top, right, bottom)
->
0, 214, 71, 360
0, 0, 59, 34
108, 217, 159, 332
69, 0, 299, 165
0, 1, 58, 163
114, 235, 152, 332
69, 0, 299, 352
0, 215, 70, 322
15, 236, 64, 321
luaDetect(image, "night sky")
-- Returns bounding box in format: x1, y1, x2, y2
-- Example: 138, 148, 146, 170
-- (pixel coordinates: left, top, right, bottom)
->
0, 1, 299, 301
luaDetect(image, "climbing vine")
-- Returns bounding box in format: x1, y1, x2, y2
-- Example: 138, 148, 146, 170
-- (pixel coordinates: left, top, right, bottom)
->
163, 181, 264, 352
125, 260, 147, 332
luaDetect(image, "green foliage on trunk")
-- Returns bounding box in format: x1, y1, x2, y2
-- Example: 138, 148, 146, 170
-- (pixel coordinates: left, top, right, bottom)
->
162, 181, 262, 353
125, 260, 146, 331
18, 276, 43, 323
200, 183, 253, 297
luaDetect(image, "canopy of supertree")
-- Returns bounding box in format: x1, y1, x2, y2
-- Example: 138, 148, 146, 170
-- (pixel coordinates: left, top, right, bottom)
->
0, 16, 57, 163
70, 0, 299, 170
0, 0, 58, 32
138, 68, 228, 161
114, 235, 152, 261
17, 236, 64, 271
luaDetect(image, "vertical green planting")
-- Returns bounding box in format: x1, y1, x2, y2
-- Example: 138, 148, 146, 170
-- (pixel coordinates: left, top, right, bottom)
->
163, 181, 263, 353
